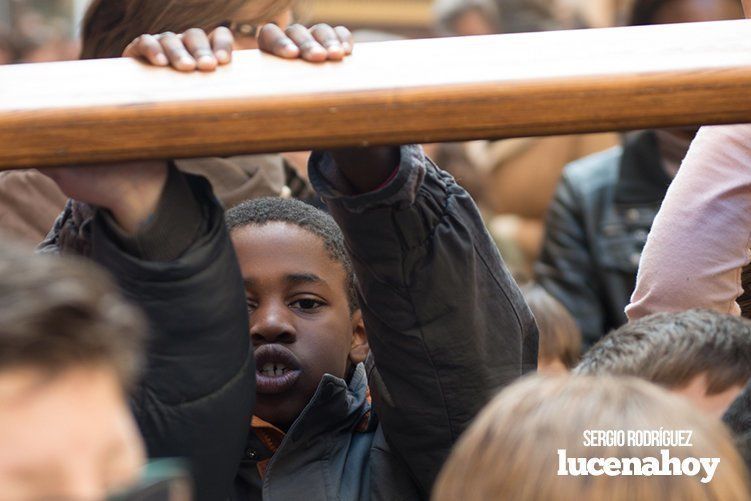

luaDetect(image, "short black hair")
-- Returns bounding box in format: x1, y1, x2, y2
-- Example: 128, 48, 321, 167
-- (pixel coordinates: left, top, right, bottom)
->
225, 198, 359, 312
575, 309, 751, 394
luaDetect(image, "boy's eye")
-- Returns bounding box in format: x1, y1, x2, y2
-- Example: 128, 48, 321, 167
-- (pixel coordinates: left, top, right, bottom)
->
290, 298, 325, 311
246, 298, 258, 312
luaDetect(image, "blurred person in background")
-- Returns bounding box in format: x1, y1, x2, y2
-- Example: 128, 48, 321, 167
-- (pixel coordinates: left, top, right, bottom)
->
433, 0, 501, 35
535, 0, 744, 348
522, 283, 582, 374
576, 310, 751, 418
431, 0, 616, 281
0, 240, 150, 500
5, 2, 80, 63
433, 375, 751, 501
496, 0, 585, 33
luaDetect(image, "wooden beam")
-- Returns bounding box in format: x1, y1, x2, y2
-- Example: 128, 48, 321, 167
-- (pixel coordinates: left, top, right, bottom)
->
2, 20, 751, 169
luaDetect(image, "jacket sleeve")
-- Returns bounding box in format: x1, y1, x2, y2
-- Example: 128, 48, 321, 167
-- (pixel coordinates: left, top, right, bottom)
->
309, 146, 538, 497
627, 124, 751, 320
90, 173, 254, 501
535, 169, 605, 347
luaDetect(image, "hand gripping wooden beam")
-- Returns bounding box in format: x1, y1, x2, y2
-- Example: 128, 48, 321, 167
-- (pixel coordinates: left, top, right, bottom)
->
2, 19, 751, 169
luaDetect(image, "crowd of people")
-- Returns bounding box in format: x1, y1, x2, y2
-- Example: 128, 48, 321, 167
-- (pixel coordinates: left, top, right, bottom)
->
2, 0, 751, 499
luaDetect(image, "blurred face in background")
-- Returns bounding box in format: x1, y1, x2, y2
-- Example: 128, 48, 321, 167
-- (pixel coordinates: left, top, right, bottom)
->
0, 366, 145, 500
451, 7, 497, 36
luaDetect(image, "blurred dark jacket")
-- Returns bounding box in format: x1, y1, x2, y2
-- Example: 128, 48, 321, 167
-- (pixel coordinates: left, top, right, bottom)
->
78, 168, 253, 500
535, 132, 672, 348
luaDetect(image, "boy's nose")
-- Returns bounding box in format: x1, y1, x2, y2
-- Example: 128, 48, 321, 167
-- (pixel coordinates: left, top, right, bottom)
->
250, 304, 296, 344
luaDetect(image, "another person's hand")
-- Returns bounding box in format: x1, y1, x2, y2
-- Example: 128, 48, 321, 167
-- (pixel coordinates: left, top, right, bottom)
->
123, 27, 234, 72
257, 23, 353, 62
123, 24, 354, 72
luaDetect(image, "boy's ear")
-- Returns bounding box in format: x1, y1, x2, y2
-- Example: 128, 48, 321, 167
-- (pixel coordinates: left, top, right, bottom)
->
349, 309, 369, 365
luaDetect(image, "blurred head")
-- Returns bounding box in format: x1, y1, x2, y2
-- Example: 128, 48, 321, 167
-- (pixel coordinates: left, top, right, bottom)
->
434, 0, 501, 36
226, 198, 366, 430
576, 310, 751, 417
81, 0, 298, 59
521, 284, 581, 374
434, 375, 750, 501
0, 241, 146, 500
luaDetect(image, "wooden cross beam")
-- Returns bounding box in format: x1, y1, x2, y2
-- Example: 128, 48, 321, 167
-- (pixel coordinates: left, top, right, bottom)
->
2, 19, 751, 169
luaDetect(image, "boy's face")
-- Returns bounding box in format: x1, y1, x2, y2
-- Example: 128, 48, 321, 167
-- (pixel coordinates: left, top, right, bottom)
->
0, 366, 145, 499
231, 223, 366, 430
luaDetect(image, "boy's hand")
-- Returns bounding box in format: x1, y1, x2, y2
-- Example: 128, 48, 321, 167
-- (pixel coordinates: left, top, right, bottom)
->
123, 23, 354, 72
40, 162, 168, 234
328, 147, 401, 193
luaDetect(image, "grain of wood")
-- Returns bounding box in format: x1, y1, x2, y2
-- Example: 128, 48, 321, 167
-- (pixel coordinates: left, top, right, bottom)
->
2, 20, 751, 169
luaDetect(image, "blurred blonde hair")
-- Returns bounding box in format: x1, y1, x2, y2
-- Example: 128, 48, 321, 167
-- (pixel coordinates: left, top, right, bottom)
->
81, 0, 297, 59
434, 375, 750, 501
522, 283, 581, 369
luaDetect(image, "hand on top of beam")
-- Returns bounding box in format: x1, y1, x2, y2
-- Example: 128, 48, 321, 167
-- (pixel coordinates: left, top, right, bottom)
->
123, 22, 393, 196
122, 24, 354, 72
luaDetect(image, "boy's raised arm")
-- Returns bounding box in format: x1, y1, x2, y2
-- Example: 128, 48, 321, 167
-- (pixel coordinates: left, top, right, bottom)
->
44, 162, 254, 501
309, 146, 538, 496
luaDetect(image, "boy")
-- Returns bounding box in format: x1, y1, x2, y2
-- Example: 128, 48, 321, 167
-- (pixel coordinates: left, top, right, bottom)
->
45, 31, 537, 501
220, 141, 537, 499
48, 142, 537, 501
575, 309, 751, 417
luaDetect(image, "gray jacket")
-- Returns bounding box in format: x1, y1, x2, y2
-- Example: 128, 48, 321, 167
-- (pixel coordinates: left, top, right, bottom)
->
233, 146, 538, 500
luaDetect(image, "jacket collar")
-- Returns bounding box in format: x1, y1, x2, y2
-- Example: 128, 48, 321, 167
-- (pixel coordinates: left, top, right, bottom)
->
614, 131, 674, 205
246, 363, 372, 460
290, 362, 372, 441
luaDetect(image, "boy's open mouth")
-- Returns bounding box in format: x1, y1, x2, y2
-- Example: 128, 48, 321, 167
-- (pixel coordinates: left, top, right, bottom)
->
254, 344, 302, 395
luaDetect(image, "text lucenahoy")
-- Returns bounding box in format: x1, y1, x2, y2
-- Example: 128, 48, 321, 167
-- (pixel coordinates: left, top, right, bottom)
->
557, 449, 720, 483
